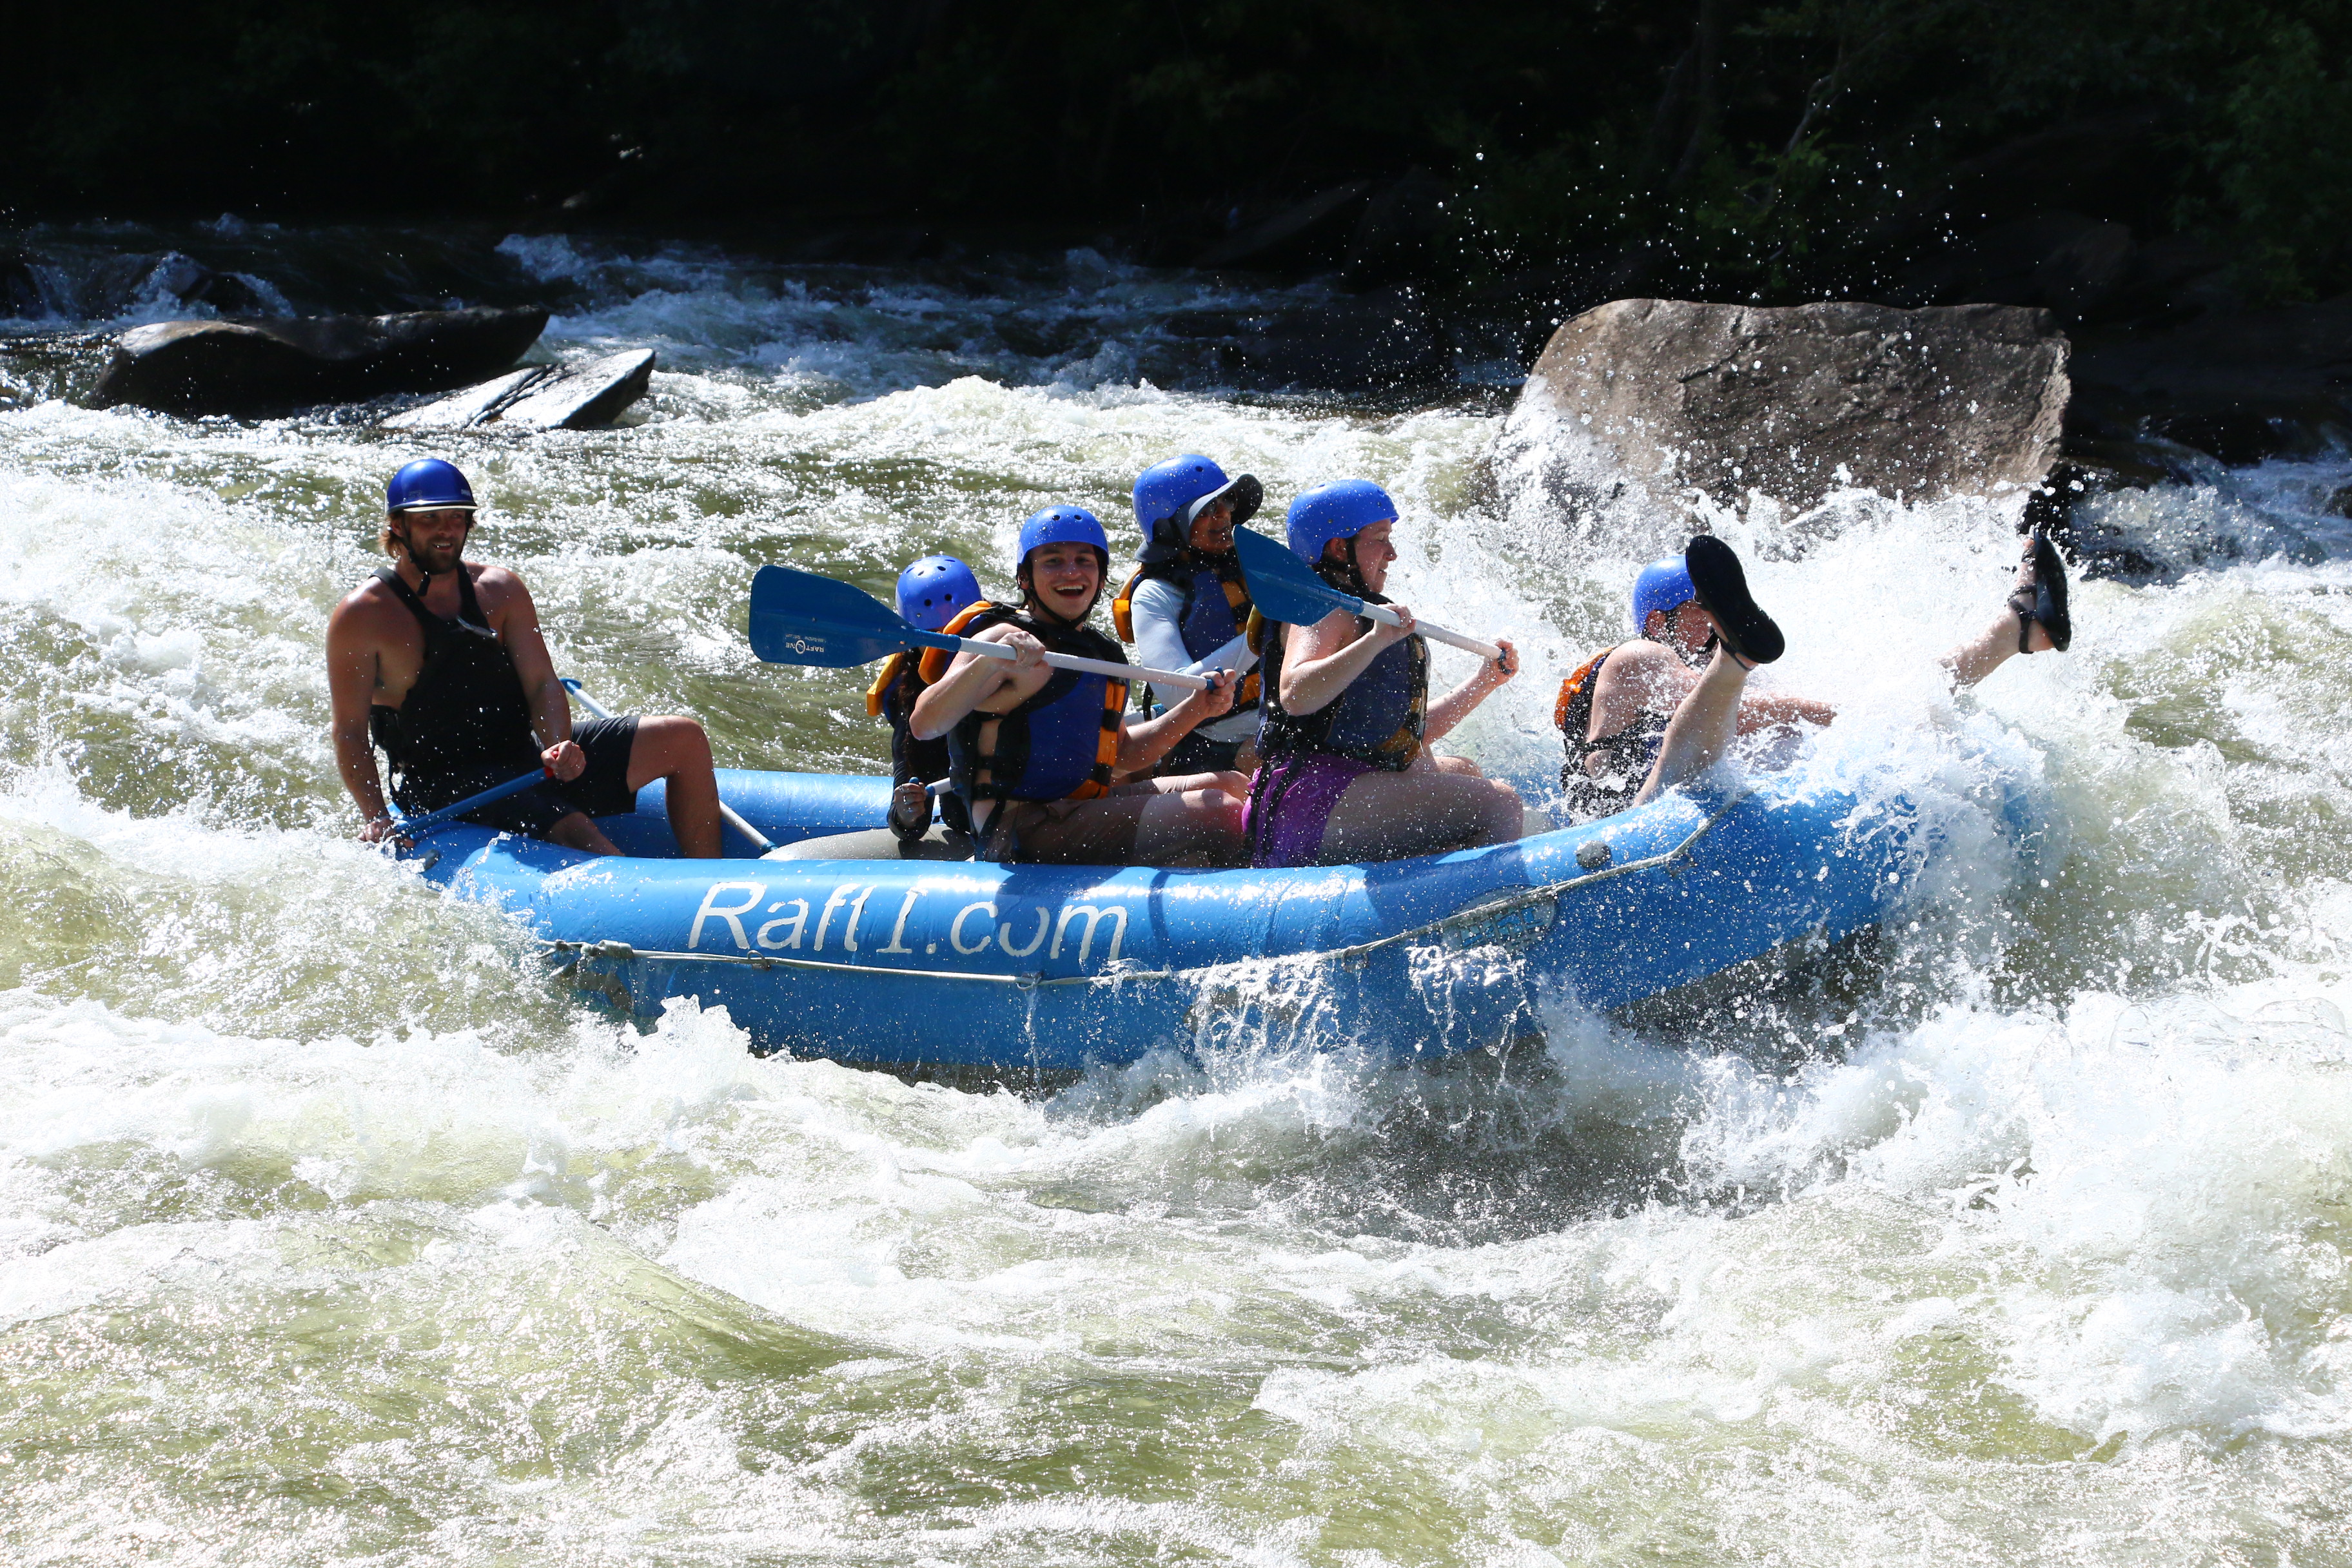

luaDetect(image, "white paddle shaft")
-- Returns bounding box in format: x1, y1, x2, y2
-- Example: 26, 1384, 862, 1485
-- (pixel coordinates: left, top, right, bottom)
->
957, 636, 1212, 692
1353, 602, 1503, 660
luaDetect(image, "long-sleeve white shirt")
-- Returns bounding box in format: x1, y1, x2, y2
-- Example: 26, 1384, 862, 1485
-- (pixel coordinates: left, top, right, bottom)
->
1126, 576, 1261, 743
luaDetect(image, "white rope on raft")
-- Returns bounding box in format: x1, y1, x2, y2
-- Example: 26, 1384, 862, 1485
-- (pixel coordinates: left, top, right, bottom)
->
545, 789, 1752, 990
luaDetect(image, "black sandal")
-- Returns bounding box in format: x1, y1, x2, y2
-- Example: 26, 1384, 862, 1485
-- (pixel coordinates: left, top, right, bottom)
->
1684, 535, 1785, 665
2007, 529, 2072, 653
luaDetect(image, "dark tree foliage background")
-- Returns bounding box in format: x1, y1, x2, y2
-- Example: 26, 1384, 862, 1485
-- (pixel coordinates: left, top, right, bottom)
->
14, 0, 2352, 302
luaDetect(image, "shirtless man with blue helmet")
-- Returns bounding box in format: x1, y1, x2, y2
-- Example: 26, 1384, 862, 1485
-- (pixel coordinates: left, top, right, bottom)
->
326, 458, 727, 856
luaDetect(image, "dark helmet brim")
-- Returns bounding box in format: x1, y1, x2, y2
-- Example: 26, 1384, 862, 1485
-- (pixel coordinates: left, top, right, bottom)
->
1182, 472, 1261, 531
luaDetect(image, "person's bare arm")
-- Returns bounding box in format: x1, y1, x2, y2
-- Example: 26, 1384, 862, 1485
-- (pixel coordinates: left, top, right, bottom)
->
1279, 607, 1406, 716
1423, 639, 1519, 744
480, 567, 583, 779
908, 623, 1035, 740
1735, 692, 1836, 733
1586, 642, 1699, 741
1114, 669, 1236, 772
1592, 641, 1831, 743
324, 594, 395, 839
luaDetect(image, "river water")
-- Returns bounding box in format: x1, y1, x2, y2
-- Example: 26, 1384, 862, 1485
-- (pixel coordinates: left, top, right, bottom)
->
3, 226, 2350, 1565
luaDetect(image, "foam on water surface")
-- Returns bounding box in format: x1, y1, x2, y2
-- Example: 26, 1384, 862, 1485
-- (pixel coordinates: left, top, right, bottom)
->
3, 227, 2352, 1564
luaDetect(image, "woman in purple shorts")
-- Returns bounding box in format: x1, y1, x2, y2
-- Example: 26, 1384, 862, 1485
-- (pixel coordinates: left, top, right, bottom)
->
1244, 480, 1530, 868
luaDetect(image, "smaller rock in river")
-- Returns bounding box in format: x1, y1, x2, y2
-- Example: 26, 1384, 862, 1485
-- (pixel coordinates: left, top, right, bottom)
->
380, 348, 656, 431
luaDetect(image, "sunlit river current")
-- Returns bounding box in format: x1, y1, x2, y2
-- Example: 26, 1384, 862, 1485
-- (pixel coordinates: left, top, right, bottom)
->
3, 226, 2351, 1565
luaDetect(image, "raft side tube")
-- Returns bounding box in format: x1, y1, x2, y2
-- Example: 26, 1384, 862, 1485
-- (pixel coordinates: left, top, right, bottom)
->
408, 771, 1917, 1069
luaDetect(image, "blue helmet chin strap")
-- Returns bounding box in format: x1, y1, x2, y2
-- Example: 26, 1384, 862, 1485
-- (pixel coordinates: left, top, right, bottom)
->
1320, 534, 1369, 598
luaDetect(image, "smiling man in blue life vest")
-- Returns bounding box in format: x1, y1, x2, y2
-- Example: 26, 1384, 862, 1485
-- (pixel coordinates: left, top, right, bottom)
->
1112, 454, 1264, 777
326, 458, 727, 856
908, 506, 1248, 866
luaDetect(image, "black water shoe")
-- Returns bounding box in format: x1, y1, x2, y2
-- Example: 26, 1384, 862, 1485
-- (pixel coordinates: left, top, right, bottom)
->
1684, 535, 1784, 665
2008, 529, 2072, 653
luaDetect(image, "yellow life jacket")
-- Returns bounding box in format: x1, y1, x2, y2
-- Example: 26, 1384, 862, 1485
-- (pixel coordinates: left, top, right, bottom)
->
865, 652, 912, 718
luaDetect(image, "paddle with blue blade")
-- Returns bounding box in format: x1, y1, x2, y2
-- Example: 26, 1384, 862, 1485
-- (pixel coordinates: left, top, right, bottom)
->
387, 766, 551, 849
748, 563, 1216, 690
1231, 525, 1503, 659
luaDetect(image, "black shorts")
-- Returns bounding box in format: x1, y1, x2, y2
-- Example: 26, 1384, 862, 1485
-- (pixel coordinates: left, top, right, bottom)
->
393, 715, 642, 840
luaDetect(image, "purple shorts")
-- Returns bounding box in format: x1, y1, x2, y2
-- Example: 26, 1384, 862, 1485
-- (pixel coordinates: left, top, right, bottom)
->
1246, 753, 1375, 868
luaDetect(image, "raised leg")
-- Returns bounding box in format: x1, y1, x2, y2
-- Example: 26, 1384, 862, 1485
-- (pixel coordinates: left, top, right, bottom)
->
1945, 531, 2068, 687
1943, 608, 2056, 688
1634, 640, 1752, 805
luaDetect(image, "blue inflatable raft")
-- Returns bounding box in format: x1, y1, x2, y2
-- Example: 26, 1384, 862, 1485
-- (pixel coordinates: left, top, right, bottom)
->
403, 770, 1922, 1070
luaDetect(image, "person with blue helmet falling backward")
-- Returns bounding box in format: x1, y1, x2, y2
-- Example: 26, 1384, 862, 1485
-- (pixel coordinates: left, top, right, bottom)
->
870, 554, 988, 842
326, 458, 727, 856
1554, 529, 2073, 821
1246, 480, 1529, 868
1112, 455, 1265, 777
909, 506, 1248, 865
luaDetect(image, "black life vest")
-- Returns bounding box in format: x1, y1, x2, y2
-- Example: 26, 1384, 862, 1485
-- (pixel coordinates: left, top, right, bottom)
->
1112, 556, 1260, 712
919, 603, 1129, 807
1554, 645, 1669, 822
1255, 593, 1427, 770
366, 564, 539, 782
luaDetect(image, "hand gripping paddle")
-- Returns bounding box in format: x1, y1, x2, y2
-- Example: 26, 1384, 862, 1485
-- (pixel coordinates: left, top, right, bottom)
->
1231, 526, 1502, 659
747, 564, 1215, 691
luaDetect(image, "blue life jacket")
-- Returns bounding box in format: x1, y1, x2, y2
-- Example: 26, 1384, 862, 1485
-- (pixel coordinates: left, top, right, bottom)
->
921, 605, 1129, 808
1255, 592, 1427, 770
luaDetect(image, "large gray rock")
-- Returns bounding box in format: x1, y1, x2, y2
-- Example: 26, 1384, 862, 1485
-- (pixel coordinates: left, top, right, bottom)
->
90, 306, 548, 416
1494, 299, 2070, 535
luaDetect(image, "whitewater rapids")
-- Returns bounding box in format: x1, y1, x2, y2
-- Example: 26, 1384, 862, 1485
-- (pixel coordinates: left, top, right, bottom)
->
2, 226, 2349, 1565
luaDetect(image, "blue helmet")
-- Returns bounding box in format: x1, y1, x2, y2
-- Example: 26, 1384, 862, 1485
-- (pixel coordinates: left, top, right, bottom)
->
897, 554, 983, 633
1132, 455, 1263, 556
1017, 505, 1110, 566
1286, 480, 1397, 564
1631, 556, 1697, 637
386, 458, 476, 513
